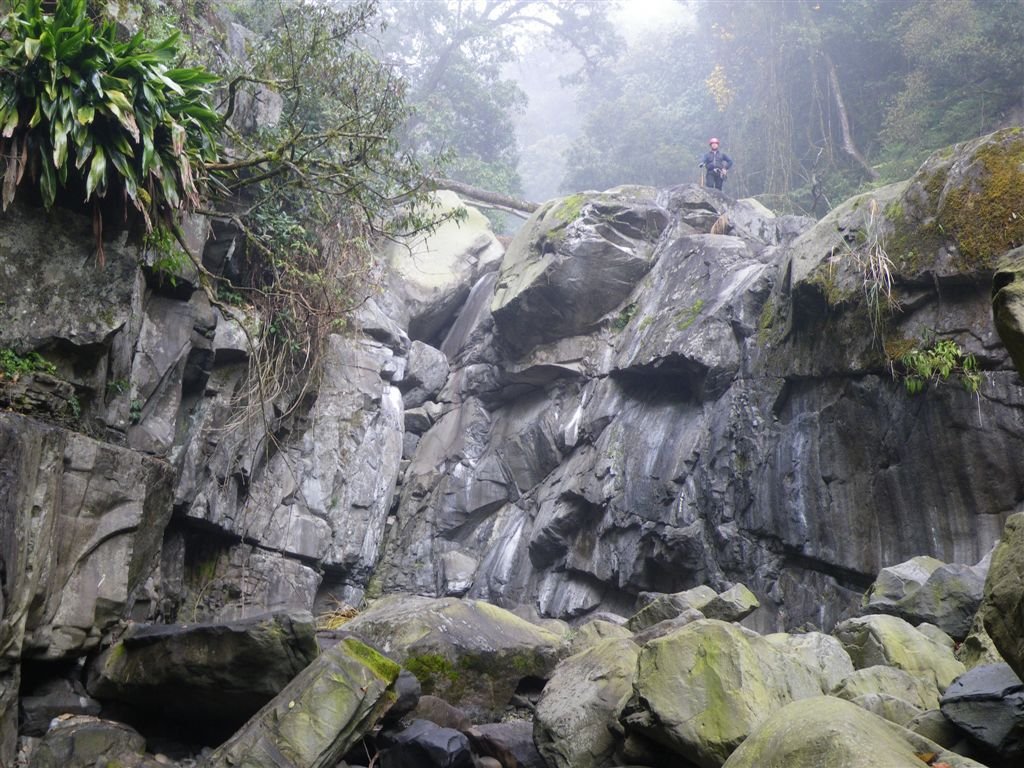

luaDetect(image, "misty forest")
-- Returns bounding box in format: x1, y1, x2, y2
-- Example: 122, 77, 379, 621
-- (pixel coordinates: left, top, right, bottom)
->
3, 1, 1024, 767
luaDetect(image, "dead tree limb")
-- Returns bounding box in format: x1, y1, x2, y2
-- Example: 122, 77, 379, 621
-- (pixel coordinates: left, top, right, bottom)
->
823, 52, 878, 181
429, 176, 540, 218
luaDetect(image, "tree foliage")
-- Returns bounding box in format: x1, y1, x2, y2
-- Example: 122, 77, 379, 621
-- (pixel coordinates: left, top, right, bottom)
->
560, 0, 1024, 215
369, 0, 621, 196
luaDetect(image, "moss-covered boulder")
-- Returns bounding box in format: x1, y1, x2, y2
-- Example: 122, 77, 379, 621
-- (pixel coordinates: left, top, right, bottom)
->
203, 637, 400, 768
979, 511, 1024, 680
992, 247, 1024, 377
833, 614, 965, 692
568, 619, 634, 655
762, 631, 855, 693
862, 555, 987, 641
342, 595, 569, 721
623, 619, 824, 767
896, 127, 1024, 275
721, 696, 987, 768
533, 637, 639, 768
27, 715, 147, 768
832, 665, 940, 711
627, 585, 716, 632
958, 612, 1006, 670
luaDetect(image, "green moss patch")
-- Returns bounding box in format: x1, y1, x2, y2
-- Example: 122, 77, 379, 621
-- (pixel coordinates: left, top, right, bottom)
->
675, 299, 706, 331
938, 133, 1024, 269
341, 638, 400, 682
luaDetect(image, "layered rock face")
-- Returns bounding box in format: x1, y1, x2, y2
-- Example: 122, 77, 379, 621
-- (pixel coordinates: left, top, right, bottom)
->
376, 131, 1024, 632
3, 130, 1024, 760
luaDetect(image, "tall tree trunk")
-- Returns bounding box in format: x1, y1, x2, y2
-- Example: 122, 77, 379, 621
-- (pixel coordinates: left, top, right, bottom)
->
823, 52, 878, 180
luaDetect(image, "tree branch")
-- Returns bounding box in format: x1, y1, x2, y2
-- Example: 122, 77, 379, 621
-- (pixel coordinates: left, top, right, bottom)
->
428, 176, 539, 217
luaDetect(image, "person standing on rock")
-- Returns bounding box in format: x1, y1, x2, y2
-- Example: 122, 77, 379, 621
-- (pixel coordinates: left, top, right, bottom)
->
700, 138, 733, 190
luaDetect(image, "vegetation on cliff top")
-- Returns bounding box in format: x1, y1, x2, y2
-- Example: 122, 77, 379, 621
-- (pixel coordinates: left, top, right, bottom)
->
0, 0, 219, 263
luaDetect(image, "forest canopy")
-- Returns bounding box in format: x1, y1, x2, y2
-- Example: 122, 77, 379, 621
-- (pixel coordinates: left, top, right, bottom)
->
556, 0, 1024, 214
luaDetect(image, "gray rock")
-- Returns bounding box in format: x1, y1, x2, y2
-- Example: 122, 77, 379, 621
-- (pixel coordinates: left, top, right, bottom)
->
0, 414, 174, 659
834, 614, 965, 693
905, 708, 964, 749
407, 696, 471, 732
401, 341, 450, 408
980, 512, 1024, 680
940, 662, 1024, 759
86, 611, 318, 732
832, 665, 940, 711
703, 583, 761, 623
0, 201, 139, 352
466, 721, 545, 768
862, 555, 987, 641
533, 638, 638, 768
383, 192, 504, 342
203, 637, 401, 768
623, 619, 824, 767
342, 595, 567, 721
18, 680, 101, 737
721, 696, 988, 768
567, 619, 634, 655
631, 609, 706, 645
383, 670, 422, 725
847, 692, 924, 727
763, 632, 855, 693
626, 586, 717, 632
491, 190, 669, 355
380, 719, 473, 768
27, 715, 145, 768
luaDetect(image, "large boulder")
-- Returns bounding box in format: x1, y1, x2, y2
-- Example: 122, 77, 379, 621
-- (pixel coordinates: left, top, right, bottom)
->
533, 637, 639, 768
0, 416, 174, 658
762, 632, 854, 692
833, 614, 965, 692
979, 512, 1024, 680
342, 595, 568, 721
862, 555, 987, 640
832, 665, 941, 711
721, 696, 987, 768
26, 715, 147, 768
940, 662, 1024, 760
623, 619, 824, 767
490, 189, 670, 356
993, 246, 1024, 374
86, 611, 318, 738
203, 637, 400, 768
379, 719, 474, 768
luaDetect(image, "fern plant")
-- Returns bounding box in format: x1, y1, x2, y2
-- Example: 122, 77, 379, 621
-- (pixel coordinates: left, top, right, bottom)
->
897, 338, 981, 395
0, 0, 220, 262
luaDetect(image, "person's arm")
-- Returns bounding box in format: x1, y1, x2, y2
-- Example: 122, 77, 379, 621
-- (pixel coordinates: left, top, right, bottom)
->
722, 153, 733, 169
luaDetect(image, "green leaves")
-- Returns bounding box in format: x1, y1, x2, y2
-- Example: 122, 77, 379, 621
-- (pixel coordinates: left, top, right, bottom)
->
0, 0, 220, 236
897, 338, 981, 396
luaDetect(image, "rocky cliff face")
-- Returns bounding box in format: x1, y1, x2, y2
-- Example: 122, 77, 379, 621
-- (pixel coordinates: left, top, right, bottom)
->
2, 129, 1023, 759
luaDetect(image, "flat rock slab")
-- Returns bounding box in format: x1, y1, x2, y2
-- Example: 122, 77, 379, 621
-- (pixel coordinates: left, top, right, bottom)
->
87, 610, 318, 734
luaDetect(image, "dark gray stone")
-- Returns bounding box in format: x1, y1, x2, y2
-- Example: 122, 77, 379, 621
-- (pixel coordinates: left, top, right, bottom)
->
86, 610, 318, 732
940, 663, 1024, 759
380, 719, 473, 768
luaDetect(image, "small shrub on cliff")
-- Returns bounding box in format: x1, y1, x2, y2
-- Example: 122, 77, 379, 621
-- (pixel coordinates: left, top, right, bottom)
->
0, 0, 220, 262
892, 337, 981, 395
0, 348, 55, 380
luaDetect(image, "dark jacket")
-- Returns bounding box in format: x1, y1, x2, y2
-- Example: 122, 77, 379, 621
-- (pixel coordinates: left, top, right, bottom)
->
701, 149, 733, 174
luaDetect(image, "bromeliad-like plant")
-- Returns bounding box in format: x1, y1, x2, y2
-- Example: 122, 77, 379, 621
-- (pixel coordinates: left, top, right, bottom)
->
0, 0, 220, 262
